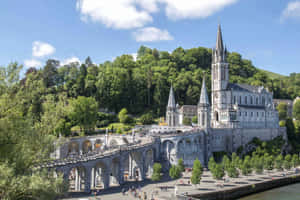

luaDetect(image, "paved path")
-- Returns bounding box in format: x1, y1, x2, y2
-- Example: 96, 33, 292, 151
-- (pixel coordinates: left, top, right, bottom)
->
62, 169, 298, 200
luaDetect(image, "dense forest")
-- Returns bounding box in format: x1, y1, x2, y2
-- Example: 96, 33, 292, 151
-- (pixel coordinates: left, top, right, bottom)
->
0, 45, 299, 199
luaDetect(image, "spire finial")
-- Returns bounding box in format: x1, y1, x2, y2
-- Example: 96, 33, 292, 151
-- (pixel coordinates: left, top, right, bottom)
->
199, 74, 209, 106
216, 24, 224, 51
167, 84, 176, 108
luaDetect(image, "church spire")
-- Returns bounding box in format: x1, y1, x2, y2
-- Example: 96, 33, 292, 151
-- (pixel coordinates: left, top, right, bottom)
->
216, 24, 224, 52
199, 76, 210, 106
167, 85, 176, 108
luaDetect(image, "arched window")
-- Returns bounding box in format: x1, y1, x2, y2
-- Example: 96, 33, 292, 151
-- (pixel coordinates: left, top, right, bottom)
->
239, 96, 242, 104
256, 97, 258, 105
202, 113, 205, 126
250, 97, 253, 104
215, 111, 219, 121
262, 96, 265, 105
245, 96, 248, 104
233, 96, 236, 104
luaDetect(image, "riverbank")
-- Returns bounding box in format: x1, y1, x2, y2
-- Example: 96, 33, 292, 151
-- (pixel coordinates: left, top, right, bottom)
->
62, 169, 300, 200
188, 170, 300, 200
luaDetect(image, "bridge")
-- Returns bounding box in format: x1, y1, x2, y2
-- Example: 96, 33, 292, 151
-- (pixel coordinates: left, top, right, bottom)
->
41, 137, 160, 193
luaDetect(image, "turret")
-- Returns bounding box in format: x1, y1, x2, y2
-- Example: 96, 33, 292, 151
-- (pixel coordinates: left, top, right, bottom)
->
198, 77, 210, 129
166, 85, 178, 126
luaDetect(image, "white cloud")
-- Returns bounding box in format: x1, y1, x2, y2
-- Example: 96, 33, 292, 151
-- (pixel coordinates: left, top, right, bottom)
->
76, 0, 238, 29
133, 27, 173, 42
32, 41, 55, 57
281, 1, 300, 22
60, 57, 81, 66
24, 59, 42, 68
161, 0, 238, 20
76, 0, 153, 29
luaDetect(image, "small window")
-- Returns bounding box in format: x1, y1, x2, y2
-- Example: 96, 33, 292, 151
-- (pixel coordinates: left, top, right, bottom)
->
250, 97, 253, 104
256, 97, 258, 105
239, 96, 242, 104
233, 96, 236, 104
257, 112, 259, 117
239, 112, 241, 116
251, 112, 253, 117
262, 112, 264, 117
245, 96, 248, 104
245, 112, 247, 116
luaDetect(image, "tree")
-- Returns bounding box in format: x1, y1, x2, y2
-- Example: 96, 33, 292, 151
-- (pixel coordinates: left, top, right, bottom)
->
178, 158, 185, 172
152, 163, 162, 181
284, 154, 292, 170
192, 116, 198, 124
191, 159, 203, 185
226, 163, 239, 178
253, 156, 264, 174
43, 59, 59, 87
264, 154, 274, 170
292, 154, 299, 168
140, 113, 154, 125
222, 155, 231, 171
212, 164, 225, 180
277, 102, 288, 120
69, 96, 98, 133
294, 99, 300, 120
183, 117, 191, 126
241, 156, 252, 175
274, 155, 284, 171
208, 157, 216, 171
118, 108, 132, 124
169, 165, 181, 179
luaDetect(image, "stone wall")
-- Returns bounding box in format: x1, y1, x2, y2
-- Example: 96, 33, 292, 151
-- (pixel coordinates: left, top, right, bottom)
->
189, 174, 300, 200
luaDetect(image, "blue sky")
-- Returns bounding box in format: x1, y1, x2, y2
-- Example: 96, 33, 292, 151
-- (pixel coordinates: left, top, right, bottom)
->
0, 0, 300, 75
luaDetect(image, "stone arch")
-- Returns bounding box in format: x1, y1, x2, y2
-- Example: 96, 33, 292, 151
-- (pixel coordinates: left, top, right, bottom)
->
92, 161, 108, 189
94, 139, 102, 150
110, 157, 120, 186
178, 139, 185, 152
82, 140, 92, 154
144, 149, 154, 178
68, 141, 79, 156
130, 151, 143, 181
68, 166, 86, 192
109, 139, 118, 147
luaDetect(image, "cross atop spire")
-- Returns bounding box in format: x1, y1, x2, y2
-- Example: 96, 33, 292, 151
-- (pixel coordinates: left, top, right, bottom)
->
216, 24, 224, 52
167, 85, 176, 108
199, 76, 210, 106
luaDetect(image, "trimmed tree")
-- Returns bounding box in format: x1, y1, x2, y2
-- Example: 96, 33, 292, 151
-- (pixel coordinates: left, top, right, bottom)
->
275, 155, 284, 171
152, 163, 162, 181
191, 159, 203, 185
284, 154, 292, 170
192, 116, 198, 124
292, 154, 299, 168
178, 158, 185, 172
183, 117, 192, 126
212, 164, 225, 180
169, 165, 181, 179
226, 163, 239, 178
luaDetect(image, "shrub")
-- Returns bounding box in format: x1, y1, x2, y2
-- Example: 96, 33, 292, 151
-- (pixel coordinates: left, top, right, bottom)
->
169, 165, 181, 179
152, 163, 162, 181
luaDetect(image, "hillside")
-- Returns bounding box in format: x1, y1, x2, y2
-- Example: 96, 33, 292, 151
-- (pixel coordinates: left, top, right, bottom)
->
259, 69, 286, 79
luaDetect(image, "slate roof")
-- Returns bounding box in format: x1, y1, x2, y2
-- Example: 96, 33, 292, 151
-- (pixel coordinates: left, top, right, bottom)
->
228, 83, 265, 93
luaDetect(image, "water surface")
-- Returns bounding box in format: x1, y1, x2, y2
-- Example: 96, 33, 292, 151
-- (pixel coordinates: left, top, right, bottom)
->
239, 183, 300, 200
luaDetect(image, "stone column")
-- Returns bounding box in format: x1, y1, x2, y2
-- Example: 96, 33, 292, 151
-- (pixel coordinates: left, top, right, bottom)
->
84, 166, 92, 193
119, 156, 125, 185
91, 167, 95, 189
75, 168, 79, 191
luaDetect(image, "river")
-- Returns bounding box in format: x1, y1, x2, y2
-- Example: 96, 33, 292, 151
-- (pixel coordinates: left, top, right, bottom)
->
238, 183, 300, 200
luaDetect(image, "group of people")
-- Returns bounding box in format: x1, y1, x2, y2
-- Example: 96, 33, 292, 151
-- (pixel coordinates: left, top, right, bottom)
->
121, 186, 154, 200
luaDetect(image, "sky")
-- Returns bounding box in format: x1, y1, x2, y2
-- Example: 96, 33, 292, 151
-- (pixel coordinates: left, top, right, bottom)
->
0, 0, 300, 75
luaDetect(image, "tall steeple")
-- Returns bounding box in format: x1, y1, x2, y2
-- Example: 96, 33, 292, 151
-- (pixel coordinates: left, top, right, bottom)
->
199, 76, 209, 106
216, 24, 224, 52
167, 85, 176, 108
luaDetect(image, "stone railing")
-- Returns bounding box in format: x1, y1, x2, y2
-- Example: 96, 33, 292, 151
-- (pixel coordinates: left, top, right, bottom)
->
38, 139, 155, 168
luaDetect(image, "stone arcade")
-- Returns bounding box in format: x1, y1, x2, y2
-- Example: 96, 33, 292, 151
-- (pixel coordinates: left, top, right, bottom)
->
44, 25, 286, 193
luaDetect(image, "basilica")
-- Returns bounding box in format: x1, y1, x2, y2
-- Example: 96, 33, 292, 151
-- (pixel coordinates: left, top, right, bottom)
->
160, 25, 286, 167
166, 25, 279, 129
